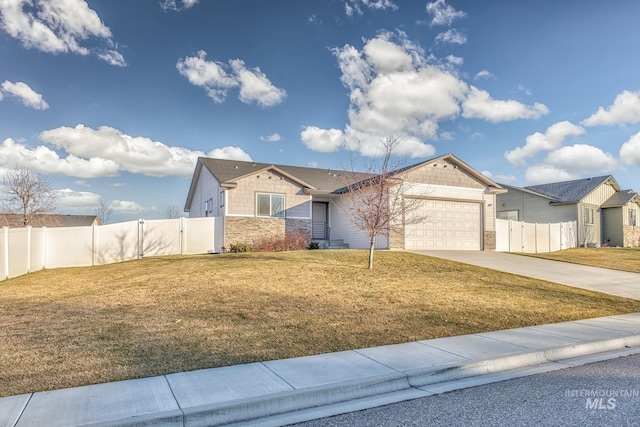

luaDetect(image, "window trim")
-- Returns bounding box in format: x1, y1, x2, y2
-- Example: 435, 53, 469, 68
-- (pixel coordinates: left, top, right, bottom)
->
497, 210, 519, 221
585, 207, 595, 225
256, 193, 285, 218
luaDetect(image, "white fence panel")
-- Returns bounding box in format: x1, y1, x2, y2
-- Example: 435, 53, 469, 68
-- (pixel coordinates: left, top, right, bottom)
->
142, 219, 181, 257
45, 226, 95, 268
522, 223, 536, 253
94, 221, 141, 265
183, 217, 218, 254
496, 219, 577, 253
7, 228, 30, 278
535, 223, 551, 253
549, 223, 561, 252
495, 218, 510, 252
0, 217, 220, 281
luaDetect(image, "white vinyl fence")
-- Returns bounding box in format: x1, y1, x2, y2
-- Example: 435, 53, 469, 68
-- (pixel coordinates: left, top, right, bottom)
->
495, 219, 577, 253
0, 217, 223, 281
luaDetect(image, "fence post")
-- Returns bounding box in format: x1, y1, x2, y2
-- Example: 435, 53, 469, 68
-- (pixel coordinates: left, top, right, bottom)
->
138, 219, 144, 258
3, 227, 8, 280
26, 226, 32, 273
180, 217, 185, 255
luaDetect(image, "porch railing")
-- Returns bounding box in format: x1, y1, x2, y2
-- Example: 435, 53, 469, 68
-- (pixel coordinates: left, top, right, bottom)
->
312, 222, 329, 240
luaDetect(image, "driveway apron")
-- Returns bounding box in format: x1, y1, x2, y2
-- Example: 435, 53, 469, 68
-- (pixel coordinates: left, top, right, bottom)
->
411, 250, 640, 301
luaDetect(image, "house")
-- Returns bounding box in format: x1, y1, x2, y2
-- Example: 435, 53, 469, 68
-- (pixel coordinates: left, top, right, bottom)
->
496, 176, 640, 247
184, 153, 506, 251
0, 214, 101, 228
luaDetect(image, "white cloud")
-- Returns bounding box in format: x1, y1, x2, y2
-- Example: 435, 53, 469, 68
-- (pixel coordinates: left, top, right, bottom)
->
620, 131, 640, 166
177, 50, 285, 107
0, 125, 252, 179
260, 133, 281, 142
446, 55, 463, 66
0, 137, 120, 178
524, 144, 618, 185
473, 70, 493, 80
545, 144, 618, 175
109, 200, 145, 214
435, 29, 466, 45
505, 121, 586, 166
344, 0, 397, 16
301, 127, 344, 152
525, 164, 578, 185
57, 188, 101, 209
0, 0, 125, 66
160, 0, 198, 11
581, 90, 640, 126
481, 171, 516, 184
206, 146, 252, 161
229, 59, 287, 107
426, 0, 466, 26
302, 32, 547, 158
1, 80, 48, 109
462, 86, 549, 123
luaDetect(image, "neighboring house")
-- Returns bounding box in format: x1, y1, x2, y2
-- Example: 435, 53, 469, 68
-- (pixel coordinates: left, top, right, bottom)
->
0, 214, 101, 228
497, 176, 640, 248
184, 153, 505, 251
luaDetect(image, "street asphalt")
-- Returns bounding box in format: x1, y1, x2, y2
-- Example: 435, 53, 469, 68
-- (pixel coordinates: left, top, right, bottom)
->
2, 251, 640, 427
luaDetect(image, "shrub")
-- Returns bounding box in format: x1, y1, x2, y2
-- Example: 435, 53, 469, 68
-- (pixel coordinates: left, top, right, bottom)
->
253, 229, 311, 252
228, 242, 253, 253
308, 241, 320, 250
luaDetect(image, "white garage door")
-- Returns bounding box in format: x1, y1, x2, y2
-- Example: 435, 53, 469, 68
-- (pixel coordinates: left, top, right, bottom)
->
405, 199, 481, 250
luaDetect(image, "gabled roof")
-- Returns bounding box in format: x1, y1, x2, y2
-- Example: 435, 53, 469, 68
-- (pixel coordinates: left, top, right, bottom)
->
185, 154, 505, 211
196, 157, 373, 192
523, 175, 618, 204
602, 189, 640, 208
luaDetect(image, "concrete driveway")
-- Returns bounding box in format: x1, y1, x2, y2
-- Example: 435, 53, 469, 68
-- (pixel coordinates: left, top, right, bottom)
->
411, 250, 640, 301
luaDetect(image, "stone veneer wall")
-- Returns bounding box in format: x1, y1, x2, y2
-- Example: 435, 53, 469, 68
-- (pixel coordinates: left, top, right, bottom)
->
285, 218, 312, 238
623, 225, 640, 247
484, 230, 496, 251
225, 216, 285, 247
225, 216, 312, 247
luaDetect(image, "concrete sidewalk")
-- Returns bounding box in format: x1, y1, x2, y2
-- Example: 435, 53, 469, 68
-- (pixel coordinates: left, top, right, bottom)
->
412, 250, 640, 300
3, 313, 640, 427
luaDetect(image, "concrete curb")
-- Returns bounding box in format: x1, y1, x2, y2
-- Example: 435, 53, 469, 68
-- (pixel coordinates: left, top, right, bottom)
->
177, 335, 640, 426
7, 333, 640, 427
180, 372, 411, 427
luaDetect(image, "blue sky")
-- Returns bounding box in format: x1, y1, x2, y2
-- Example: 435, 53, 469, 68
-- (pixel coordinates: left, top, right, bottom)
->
1, 0, 640, 222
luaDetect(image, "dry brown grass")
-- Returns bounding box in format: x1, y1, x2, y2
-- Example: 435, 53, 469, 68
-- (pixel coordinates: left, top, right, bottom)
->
2, 250, 640, 398
524, 247, 640, 273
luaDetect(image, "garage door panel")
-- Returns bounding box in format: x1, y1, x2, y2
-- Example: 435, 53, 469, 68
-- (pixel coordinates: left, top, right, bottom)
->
406, 199, 481, 251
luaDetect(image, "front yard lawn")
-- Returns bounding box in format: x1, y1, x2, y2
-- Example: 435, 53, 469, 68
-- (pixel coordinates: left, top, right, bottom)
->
524, 247, 640, 273
2, 250, 640, 398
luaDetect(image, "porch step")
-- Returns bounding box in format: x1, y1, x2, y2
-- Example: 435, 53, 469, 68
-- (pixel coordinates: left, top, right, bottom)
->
328, 239, 349, 249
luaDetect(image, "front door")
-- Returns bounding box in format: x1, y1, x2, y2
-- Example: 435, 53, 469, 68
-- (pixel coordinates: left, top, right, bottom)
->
312, 202, 329, 240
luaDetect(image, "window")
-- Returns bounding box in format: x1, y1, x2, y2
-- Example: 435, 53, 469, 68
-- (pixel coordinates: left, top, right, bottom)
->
630, 209, 637, 226
257, 193, 285, 218
204, 198, 214, 217
584, 207, 595, 225
219, 189, 225, 208
497, 210, 518, 221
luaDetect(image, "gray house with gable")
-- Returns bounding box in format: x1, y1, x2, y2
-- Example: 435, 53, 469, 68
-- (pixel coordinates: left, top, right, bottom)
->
497, 175, 640, 248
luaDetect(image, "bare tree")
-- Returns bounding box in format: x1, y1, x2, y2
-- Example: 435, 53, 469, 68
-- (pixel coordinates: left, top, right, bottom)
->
336, 137, 429, 269
94, 199, 113, 225
0, 167, 59, 227
165, 205, 182, 219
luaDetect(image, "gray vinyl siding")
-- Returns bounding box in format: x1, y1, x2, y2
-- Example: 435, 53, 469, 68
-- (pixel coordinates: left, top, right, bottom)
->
497, 189, 576, 223
602, 207, 623, 246
189, 168, 222, 218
